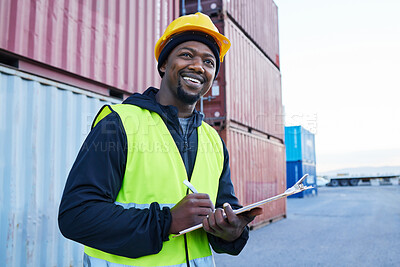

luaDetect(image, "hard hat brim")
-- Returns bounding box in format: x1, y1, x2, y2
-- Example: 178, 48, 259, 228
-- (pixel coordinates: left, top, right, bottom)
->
155, 25, 231, 63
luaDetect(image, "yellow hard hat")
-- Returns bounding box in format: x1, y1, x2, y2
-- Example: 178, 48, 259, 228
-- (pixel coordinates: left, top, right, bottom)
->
154, 12, 231, 63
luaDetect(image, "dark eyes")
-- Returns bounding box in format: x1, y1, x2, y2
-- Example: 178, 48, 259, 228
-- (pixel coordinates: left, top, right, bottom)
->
204, 59, 215, 67
180, 52, 192, 58
179, 52, 215, 67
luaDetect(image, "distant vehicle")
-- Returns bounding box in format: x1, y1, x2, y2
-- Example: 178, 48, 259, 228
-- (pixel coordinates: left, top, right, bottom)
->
316, 177, 329, 187
326, 174, 400, 186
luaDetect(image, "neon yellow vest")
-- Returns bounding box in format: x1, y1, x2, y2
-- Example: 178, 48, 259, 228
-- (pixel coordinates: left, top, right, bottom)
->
84, 104, 224, 266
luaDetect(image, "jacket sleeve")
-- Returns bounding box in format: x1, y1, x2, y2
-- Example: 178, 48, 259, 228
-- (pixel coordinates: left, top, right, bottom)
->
58, 111, 172, 258
207, 139, 250, 255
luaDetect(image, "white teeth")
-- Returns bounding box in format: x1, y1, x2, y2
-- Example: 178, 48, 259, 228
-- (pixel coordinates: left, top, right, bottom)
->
183, 76, 200, 84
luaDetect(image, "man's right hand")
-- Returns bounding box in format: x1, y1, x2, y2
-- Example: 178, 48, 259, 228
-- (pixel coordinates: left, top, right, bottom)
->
169, 193, 214, 234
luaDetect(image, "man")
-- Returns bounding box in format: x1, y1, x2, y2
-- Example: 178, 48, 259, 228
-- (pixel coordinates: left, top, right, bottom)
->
59, 12, 262, 266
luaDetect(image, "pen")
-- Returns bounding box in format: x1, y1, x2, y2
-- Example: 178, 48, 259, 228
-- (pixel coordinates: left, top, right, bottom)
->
183, 180, 198, 193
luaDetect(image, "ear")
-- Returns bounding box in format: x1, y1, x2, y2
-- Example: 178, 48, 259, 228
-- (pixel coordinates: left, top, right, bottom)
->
159, 60, 168, 73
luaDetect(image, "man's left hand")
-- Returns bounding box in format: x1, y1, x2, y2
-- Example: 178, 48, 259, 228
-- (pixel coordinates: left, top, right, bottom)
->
202, 203, 263, 242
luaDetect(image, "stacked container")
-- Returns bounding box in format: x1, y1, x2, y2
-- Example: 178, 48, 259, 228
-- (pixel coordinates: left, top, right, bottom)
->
0, 1, 179, 265
0, 1, 284, 264
285, 126, 317, 197
0, 0, 179, 97
185, 0, 285, 227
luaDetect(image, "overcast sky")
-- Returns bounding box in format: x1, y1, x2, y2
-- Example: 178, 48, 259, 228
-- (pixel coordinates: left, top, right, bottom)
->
273, 0, 400, 173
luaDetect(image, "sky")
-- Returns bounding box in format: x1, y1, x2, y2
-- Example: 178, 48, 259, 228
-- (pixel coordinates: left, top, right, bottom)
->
273, 0, 400, 173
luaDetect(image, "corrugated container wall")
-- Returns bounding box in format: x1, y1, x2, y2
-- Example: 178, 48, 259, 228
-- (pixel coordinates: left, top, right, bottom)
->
286, 161, 317, 198
223, 127, 286, 227
184, 0, 280, 68
185, 0, 285, 225
285, 126, 316, 163
186, 1, 283, 140
224, 0, 280, 67
224, 18, 283, 140
0, 0, 179, 96
0, 66, 118, 266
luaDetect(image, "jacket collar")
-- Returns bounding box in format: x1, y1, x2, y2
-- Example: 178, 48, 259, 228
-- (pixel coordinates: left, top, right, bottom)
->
122, 87, 204, 128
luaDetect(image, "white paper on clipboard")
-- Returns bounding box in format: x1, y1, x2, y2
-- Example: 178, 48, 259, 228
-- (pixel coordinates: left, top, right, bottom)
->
173, 174, 313, 237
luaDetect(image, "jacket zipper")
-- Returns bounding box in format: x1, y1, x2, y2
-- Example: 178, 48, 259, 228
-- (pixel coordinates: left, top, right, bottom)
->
182, 120, 192, 266
182, 120, 190, 153
184, 234, 190, 267
184, 188, 190, 267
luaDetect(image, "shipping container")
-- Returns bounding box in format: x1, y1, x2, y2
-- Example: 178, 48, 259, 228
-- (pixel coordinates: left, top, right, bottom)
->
0, 65, 118, 266
224, 18, 283, 139
286, 161, 317, 198
184, 1, 284, 139
197, 18, 284, 141
184, 0, 280, 67
184, 1, 286, 226
0, 0, 179, 96
221, 123, 286, 227
225, 0, 280, 68
183, 0, 222, 17
285, 126, 316, 163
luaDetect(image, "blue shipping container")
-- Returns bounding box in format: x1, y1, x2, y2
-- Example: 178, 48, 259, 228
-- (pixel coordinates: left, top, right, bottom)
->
286, 161, 317, 198
0, 66, 118, 266
285, 126, 316, 163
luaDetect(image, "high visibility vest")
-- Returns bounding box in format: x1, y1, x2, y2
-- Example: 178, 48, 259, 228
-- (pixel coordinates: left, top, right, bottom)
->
84, 104, 224, 266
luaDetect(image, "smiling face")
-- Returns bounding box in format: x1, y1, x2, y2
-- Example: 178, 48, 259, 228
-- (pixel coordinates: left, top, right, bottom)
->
159, 41, 216, 107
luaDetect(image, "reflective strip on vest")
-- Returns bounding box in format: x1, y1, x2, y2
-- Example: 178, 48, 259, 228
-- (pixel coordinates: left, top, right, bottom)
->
85, 104, 224, 266
115, 202, 175, 210
84, 253, 215, 267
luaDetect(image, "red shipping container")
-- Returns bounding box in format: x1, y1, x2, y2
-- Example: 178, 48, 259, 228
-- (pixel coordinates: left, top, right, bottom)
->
221, 124, 286, 228
0, 0, 179, 96
182, 1, 287, 227
184, 0, 280, 67
225, 0, 280, 67
225, 18, 283, 140
199, 18, 284, 141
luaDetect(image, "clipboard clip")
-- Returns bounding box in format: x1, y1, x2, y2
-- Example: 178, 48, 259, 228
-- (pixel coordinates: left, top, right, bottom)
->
284, 174, 313, 195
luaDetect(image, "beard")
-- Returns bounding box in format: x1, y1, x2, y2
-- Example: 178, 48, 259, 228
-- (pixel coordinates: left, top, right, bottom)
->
176, 80, 202, 105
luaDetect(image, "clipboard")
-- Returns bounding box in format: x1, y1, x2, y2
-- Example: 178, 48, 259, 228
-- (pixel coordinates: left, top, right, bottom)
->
174, 174, 313, 237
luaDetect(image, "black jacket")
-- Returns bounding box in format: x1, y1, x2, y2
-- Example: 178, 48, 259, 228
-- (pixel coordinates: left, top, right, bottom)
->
58, 87, 249, 259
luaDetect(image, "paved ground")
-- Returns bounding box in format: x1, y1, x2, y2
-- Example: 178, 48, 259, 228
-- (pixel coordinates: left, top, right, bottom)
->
213, 184, 400, 267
